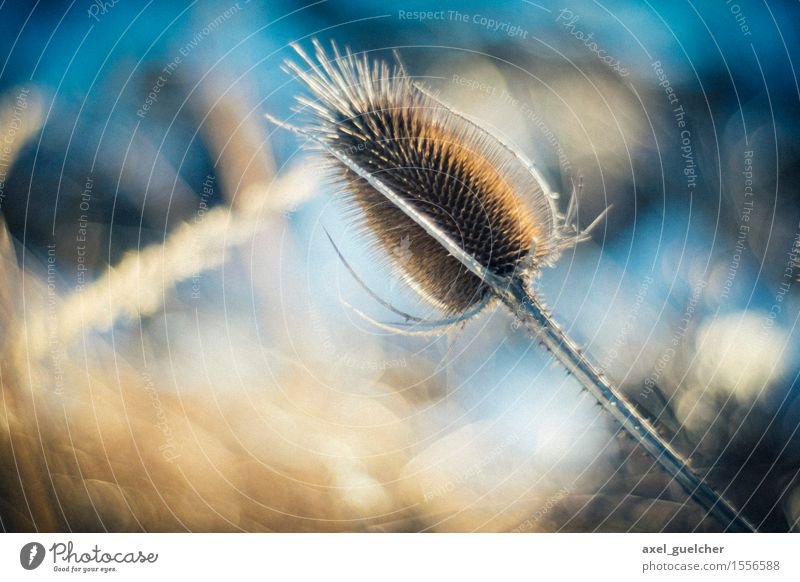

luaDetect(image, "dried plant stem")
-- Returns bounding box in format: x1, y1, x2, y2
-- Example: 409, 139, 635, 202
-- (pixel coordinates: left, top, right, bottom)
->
501, 279, 756, 533
296, 132, 754, 532
288, 129, 755, 531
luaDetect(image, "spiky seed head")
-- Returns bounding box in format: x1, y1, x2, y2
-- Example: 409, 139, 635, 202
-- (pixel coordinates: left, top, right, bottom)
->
284, 40, 572, 315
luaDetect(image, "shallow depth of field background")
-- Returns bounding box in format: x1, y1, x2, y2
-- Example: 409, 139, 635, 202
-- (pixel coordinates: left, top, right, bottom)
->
1, 0, 799, 532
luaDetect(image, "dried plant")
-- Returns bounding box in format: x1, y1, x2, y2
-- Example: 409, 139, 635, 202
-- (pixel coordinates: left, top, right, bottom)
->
20, 162, 315, 358
268, 40, 755, 532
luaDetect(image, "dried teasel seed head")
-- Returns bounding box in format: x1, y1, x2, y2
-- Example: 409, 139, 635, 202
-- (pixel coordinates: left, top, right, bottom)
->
280, 40, 591, 315
271, 43, 757, 532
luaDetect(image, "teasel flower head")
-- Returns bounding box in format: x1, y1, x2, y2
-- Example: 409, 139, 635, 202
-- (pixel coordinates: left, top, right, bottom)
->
269, 39, 606, 318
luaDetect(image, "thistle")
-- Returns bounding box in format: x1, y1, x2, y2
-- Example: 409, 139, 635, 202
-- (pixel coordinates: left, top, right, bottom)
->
267, 39, 755, 532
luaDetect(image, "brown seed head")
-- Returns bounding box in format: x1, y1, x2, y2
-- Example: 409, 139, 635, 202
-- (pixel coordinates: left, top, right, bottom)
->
285, 40, 571, 315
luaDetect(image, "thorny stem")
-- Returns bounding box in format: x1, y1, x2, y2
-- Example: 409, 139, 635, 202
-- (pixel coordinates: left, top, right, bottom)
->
500, 278, 757, 533
268, 109, 756, 532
